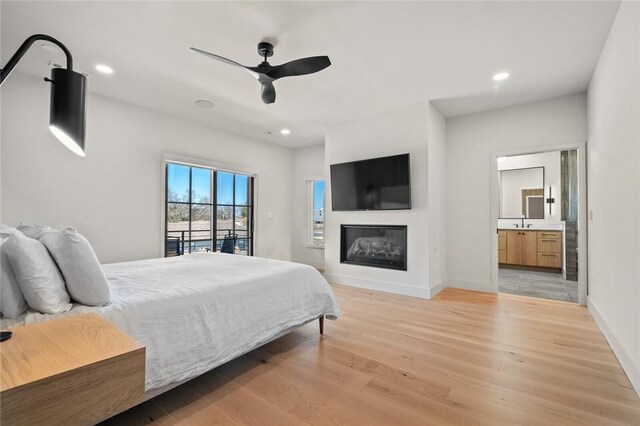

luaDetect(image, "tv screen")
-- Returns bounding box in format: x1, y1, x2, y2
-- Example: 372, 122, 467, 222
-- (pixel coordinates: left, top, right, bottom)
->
330, 153, 411, 211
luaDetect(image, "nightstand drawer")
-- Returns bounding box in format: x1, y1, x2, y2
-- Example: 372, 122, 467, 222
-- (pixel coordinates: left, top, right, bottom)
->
0, 314, 145, 425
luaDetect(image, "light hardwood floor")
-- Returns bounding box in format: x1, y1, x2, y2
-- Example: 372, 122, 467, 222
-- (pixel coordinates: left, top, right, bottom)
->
102, 285, 640, 425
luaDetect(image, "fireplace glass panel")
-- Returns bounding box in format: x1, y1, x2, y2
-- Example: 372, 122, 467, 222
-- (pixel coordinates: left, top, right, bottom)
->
340, 225, 407, 271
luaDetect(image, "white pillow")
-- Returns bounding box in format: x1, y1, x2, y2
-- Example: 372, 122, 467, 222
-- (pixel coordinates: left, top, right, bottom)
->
17, 223, 56, 239
0, 224, 24, 238
38, 228, 111, 306
4, 233, 72, 314
0, 237, 29, 318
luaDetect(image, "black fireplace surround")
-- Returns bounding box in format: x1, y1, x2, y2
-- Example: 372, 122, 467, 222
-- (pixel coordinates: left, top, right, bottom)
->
340, 225, 407, 271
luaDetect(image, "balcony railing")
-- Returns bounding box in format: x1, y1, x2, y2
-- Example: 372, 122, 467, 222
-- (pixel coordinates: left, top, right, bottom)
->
165, 229, 249, 256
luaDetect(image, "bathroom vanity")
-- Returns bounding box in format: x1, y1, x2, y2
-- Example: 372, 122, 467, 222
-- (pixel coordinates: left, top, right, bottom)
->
498, 229, 563, 269
498, 161, 564, 271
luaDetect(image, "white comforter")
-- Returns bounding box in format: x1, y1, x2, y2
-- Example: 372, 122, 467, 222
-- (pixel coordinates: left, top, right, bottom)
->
4, 253, 341, 392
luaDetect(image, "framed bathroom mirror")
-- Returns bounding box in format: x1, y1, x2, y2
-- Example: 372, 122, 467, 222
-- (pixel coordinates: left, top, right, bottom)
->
498, 166, 545, 219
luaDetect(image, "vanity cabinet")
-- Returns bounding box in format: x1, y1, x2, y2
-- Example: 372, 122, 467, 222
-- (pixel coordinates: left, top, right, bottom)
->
499, 230, 562, 269
506, 230, 538, 266
537, 231, 562, 268
498, 231, 507, 263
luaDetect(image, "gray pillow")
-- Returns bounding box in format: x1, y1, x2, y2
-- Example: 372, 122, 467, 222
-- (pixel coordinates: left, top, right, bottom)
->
4, 233, 72, 314
0, 237, 29, 318
38, 228, 111, 306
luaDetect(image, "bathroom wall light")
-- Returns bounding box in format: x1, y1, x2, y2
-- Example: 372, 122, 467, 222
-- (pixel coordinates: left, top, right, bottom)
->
546, 186, 555, 215
1, 34, 87, 157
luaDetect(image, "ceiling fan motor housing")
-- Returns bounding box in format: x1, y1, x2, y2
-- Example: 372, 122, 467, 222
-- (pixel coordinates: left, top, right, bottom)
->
257, 42, 274, 58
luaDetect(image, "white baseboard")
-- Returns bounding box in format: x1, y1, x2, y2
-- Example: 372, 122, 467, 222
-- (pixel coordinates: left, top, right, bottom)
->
292, 258, 325, 271
429, 280, 447, 298
324, 273, 430, 299
446, 278, 496, 293
588, 296, 640, 397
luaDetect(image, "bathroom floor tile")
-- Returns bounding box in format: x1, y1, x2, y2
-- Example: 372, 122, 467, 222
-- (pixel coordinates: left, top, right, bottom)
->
518, 279, 565, 290
498, 268, 576, 303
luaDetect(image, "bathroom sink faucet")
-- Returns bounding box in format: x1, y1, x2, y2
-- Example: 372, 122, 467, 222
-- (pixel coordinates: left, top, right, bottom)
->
521, 217, 525, 229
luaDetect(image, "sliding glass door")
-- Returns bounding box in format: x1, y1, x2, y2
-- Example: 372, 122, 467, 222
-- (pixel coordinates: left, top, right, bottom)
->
165, 163, 254, 256
215, 172, 253, 255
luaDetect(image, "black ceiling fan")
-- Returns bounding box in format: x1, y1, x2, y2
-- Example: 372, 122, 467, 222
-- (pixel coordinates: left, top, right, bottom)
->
191, 42, 330, 104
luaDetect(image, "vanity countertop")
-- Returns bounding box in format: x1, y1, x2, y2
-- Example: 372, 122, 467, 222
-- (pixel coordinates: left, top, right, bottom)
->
498, 227, 563, 232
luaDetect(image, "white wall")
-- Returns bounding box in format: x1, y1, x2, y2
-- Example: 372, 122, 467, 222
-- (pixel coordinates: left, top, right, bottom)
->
291, 144, 325, 270
1, 73, 294, 264
498, 151, 561, 225
586, 1, 640, 394
324, 103, 431, 298
427, 103, 447, 295
446, 93, 587, 292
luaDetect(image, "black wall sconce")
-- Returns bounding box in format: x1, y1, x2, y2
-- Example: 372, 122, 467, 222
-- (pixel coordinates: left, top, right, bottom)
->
0, 34, 87, 157
546, 186, 555, 215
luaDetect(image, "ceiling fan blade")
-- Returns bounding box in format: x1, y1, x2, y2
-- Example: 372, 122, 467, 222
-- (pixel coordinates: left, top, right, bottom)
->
260, 81, 276, 104
265, 56, 331, 80
190, 47, 260, 79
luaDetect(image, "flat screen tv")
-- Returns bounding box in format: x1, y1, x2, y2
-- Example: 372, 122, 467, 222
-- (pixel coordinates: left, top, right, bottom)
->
330, 153, 411, 211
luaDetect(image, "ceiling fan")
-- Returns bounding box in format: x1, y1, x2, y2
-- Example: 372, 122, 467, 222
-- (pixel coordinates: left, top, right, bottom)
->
191, 42, 331, 104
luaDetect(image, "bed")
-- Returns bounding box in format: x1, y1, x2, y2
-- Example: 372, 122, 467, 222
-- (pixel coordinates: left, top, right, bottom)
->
0, 253, 341, 397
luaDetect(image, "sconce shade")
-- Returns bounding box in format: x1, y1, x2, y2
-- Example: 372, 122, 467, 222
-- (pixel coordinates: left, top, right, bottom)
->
48, 68, 87, 157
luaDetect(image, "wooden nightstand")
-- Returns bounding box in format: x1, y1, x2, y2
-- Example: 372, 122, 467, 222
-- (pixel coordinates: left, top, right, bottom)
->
0, 313, 145, 425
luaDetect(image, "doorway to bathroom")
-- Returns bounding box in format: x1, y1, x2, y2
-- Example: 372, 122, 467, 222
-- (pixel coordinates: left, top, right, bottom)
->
491, 145, 586, 304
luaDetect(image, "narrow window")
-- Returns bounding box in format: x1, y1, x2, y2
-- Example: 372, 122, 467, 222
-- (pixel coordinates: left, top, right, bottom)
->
310, 179, 325, 247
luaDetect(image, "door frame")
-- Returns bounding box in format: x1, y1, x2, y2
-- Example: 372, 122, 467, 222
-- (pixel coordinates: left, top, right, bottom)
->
490, 142, 588, 305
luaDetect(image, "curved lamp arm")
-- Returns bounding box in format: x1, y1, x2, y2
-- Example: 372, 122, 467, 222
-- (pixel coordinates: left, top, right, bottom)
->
0, 34, 73, 85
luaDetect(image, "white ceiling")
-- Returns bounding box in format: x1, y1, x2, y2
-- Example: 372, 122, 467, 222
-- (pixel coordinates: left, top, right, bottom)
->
1, 1, 620, 148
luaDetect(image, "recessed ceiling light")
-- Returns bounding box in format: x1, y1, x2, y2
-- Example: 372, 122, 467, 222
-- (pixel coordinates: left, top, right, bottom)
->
195, 99, 215, 109
280, 129, 291, 135
493, 71, 510, 81
95, 64, 114, 74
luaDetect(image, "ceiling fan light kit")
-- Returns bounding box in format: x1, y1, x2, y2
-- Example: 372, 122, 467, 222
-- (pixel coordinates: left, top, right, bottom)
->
191, 41, 331, 104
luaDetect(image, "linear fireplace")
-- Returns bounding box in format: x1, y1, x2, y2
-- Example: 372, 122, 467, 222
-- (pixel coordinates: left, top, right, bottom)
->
340, 225, 407, 271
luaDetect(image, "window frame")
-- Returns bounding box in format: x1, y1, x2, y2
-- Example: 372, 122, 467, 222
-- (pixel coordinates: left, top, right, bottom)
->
307, 178, 325, 249
163, 158, 255, 257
